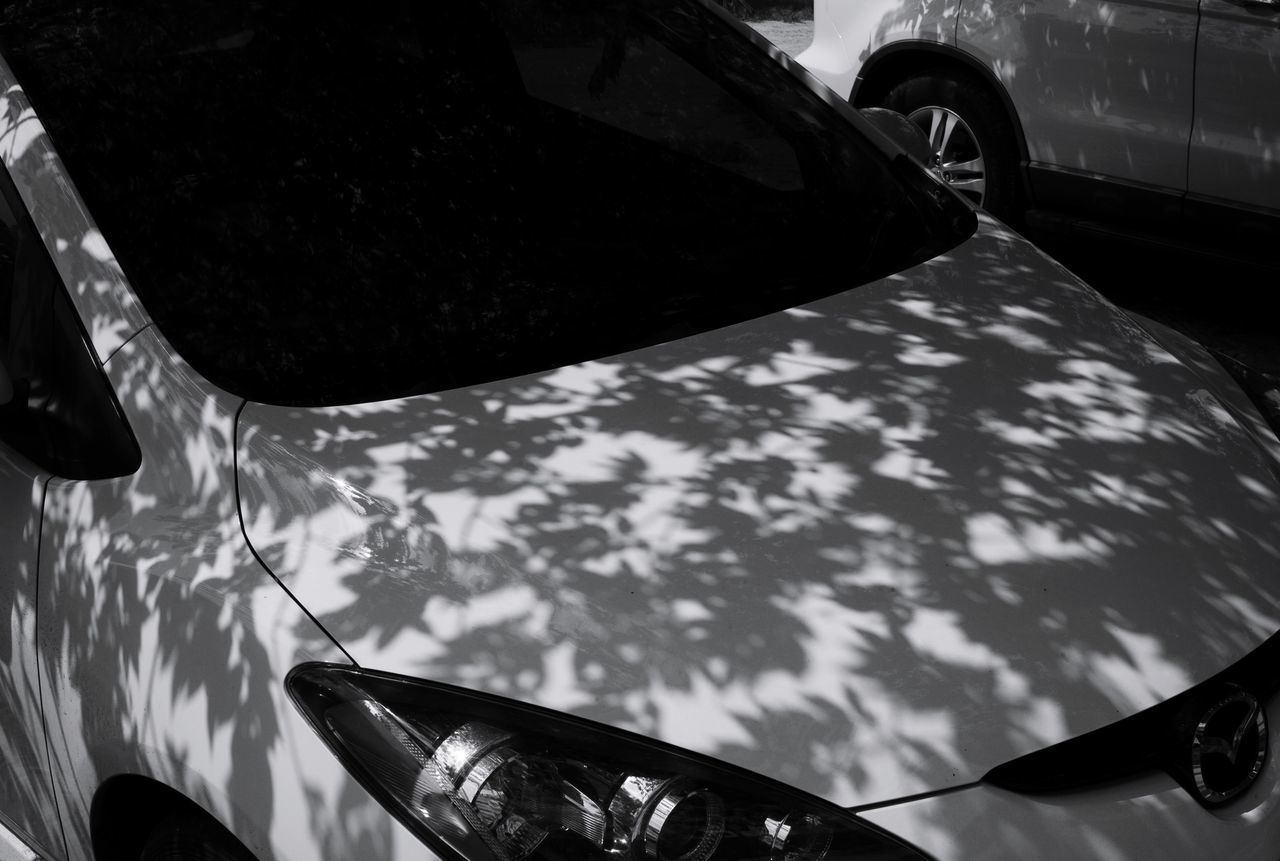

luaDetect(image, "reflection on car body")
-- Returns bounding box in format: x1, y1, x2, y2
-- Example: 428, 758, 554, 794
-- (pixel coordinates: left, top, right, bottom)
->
1, 1, 1280, 860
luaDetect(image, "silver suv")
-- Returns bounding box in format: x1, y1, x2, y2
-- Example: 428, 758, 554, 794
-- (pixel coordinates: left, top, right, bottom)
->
797, 0, 1280, 252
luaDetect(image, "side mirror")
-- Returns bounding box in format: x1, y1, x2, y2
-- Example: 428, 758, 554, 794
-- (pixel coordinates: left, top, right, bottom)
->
858, 107, 931, 165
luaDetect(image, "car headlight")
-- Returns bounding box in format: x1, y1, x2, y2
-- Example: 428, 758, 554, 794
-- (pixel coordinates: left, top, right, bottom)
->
288, 664, 929, 861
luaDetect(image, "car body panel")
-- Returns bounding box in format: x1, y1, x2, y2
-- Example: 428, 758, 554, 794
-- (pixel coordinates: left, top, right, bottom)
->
0, 447, 61, 860
239, 215, 1280, 809
0, 55, 115, 859
860, 690, 1280, 860
0, 58, 150, 362
1189, 0, 1280, 214
1, 2, 1279, 856
1127, 312, 1280, 474
31, 326, 430, 861
796, 0, 960, 100
954, 0, 1196, 190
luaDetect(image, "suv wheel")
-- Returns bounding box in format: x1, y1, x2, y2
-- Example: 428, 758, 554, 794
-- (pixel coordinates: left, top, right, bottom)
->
881, 70, 1021, 223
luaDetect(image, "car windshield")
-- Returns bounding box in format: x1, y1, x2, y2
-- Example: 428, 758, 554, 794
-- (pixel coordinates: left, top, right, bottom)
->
0, 0, 973, 406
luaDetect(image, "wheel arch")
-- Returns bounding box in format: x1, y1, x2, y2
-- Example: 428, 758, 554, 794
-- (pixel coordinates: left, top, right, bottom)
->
90, 775, 259, 861
851, 41, 1030, 169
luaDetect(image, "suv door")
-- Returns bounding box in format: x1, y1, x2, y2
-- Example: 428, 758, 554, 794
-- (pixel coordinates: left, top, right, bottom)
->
957, 0, 1198, 215
1187, 0, 1280, 226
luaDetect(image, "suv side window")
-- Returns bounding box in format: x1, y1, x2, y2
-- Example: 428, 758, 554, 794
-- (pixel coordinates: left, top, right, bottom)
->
0, 168, 139, 479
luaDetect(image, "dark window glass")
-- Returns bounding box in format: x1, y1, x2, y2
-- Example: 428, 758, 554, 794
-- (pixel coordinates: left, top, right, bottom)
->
0, 0, 973, 406
516, 23, 804, 190
0, 169, 139, 479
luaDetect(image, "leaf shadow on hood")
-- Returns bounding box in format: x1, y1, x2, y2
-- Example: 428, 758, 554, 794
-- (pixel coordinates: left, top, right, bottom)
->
239, 220, 1280, 825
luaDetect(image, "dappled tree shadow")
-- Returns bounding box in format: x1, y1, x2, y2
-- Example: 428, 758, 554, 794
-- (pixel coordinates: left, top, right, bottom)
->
2, 3, 1279, 861
241, 215, 1280, 818
0, 445, 60, 857
1, 63, 392, 861
32, 330, 394, 861
0, 75, 147, 361
37, 327, 279, 853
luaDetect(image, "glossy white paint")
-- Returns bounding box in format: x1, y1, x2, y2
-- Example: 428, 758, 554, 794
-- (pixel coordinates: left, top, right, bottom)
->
239, 215, 1280, 810
1129, 313, 1280, 472
0, 14, 1278, 860
861, 688, 1280, 860
36, 327, 431, 861
0, 73, 75, 860
0, 817, 39, 861
1189, 0, 1280, 213
0, 448, 60, 860
0, 58, 451, 855
0, 58, 150, 362
796, 0, 959, 98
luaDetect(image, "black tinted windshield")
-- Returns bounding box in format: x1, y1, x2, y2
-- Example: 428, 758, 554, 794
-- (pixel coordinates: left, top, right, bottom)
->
1, 0, 973, 405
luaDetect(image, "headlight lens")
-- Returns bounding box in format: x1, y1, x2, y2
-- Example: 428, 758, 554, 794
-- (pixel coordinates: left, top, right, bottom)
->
288, 663, 929, 861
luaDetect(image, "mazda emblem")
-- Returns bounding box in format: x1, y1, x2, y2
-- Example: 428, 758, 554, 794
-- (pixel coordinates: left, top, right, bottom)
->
1191, 690, 1267, 805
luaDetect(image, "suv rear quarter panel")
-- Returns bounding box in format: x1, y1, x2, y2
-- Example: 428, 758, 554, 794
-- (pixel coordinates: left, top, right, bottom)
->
802, 0, 961, 98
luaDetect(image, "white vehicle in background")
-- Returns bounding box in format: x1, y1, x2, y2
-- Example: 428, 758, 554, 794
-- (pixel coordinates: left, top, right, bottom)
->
796, 0, 1280, 256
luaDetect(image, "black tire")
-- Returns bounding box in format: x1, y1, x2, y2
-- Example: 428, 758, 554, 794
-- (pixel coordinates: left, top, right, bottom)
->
138, 815, 256, 861
881, 69, 1022, 224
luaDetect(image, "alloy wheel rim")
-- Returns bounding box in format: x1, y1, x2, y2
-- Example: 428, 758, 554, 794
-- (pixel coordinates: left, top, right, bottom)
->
907, 105, 987, 205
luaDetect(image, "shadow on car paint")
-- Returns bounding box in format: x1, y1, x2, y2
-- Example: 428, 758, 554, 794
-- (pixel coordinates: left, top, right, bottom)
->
14, 167, 1280, 861
240, 219, 1280, 840
4, 12, 1280, 861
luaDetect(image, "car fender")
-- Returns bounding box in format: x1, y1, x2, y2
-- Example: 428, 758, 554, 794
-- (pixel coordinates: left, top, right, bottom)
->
35, 327, 427, 861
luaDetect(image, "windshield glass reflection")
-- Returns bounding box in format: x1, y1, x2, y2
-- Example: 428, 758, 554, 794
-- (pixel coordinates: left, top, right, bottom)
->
0, 0, 969, 406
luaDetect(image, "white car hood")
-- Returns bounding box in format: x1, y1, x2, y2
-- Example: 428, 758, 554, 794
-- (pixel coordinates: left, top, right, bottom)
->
237, 218, 1280, 808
